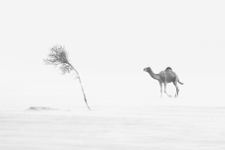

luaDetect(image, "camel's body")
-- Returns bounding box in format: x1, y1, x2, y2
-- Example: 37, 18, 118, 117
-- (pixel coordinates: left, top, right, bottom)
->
144, 67, 183, 97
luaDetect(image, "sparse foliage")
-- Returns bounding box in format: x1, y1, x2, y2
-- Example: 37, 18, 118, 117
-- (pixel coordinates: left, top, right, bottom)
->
44, 45, 91, 110
44, 46, 73, 74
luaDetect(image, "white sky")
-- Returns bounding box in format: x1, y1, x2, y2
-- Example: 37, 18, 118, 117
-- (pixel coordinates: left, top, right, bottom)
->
0, 0, 225, 110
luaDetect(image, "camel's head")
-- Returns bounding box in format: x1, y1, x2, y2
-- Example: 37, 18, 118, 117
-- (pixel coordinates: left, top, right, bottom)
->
143, 67, 151, 73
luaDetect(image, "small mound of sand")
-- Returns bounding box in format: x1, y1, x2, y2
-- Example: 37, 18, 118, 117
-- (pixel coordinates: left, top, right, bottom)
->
27, 106, 58, 111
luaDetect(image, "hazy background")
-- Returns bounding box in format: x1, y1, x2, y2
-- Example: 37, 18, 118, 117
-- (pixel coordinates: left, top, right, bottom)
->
0, 0, 225, 110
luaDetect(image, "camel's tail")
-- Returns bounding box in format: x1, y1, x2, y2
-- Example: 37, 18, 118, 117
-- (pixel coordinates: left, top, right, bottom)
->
178, 80, 184, 85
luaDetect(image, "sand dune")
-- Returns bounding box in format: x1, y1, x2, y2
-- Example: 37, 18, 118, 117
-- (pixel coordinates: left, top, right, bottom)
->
0, 106, 225, 150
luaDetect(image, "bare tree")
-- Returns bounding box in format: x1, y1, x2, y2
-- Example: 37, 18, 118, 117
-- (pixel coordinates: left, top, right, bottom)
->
44, 45, 91, 110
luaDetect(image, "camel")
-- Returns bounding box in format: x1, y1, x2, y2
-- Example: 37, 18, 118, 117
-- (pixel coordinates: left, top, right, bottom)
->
143, 67, 183, 97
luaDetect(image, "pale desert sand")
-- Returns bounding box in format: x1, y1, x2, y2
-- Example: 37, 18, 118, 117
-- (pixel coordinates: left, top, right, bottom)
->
0, 106, 225, 150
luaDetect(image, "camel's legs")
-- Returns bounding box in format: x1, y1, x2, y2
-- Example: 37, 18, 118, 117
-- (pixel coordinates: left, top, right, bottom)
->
164, 83, 172, 97
173, 82, 179, 97
159, 82, 163, 97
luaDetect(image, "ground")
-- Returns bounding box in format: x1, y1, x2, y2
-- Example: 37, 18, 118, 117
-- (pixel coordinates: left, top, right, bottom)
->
0, 106, 225, 150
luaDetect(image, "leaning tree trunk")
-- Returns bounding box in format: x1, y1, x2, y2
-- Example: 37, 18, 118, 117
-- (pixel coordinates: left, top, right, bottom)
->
70, 64, 91, 110
44, 45, 91, 110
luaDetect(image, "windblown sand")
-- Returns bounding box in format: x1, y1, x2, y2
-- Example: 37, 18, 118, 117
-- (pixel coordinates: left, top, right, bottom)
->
0, 106, 225, 150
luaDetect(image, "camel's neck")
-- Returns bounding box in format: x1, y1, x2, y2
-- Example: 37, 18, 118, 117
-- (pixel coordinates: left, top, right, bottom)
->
147, 69, 160, 81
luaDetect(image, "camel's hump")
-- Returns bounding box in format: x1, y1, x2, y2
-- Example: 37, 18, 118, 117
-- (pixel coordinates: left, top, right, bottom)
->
165, 67, 172, 71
